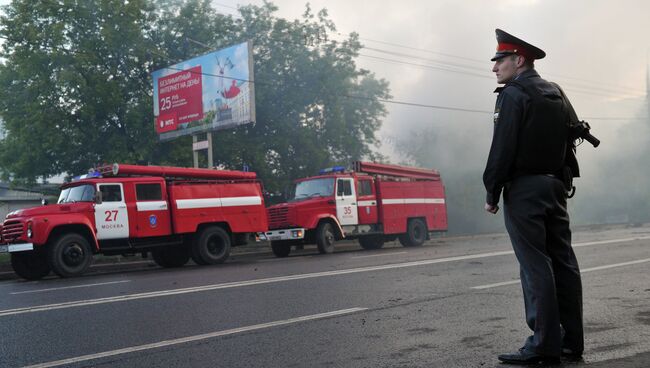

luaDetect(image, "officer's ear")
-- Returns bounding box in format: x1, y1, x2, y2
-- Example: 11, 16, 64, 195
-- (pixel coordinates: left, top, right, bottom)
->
515, 55, 527, 68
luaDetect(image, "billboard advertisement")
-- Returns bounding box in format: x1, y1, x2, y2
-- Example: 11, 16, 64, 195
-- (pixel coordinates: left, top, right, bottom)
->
152, 41, 255, 141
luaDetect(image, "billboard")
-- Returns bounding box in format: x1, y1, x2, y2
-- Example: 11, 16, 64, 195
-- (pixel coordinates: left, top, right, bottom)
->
152, 41, 255, 141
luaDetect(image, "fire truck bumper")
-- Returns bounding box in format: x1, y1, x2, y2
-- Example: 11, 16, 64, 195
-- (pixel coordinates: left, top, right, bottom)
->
258, 228, 305, 241
0, 243, 34, 253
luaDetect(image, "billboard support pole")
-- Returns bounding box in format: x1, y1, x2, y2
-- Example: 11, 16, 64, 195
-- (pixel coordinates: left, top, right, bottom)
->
192, 134, 199, 168
207, 132, 214, 168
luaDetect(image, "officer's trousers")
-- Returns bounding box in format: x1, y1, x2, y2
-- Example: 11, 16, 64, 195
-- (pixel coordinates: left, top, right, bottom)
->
503, 175, 584, 356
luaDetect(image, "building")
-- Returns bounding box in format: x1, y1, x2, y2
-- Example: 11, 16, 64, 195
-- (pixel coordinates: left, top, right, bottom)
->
0, 183, 44, 220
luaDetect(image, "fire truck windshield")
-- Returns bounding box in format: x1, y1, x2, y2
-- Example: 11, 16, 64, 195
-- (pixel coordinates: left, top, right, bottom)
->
58, 184, 96, 204
291, 178, 335, 201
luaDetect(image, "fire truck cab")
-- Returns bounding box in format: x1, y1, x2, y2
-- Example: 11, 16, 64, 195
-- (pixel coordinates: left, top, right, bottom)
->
260, 162, 447, 257
0, 164, 267, 280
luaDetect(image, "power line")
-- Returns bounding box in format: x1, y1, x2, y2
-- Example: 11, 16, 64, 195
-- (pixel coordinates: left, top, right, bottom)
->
361, 45, 646, 96
157, 64, 648, 121
356, 51, 644, 99
357, 53, 494, 80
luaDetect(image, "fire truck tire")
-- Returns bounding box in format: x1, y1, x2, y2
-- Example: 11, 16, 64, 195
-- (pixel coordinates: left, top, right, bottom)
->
316, 222, 336, 254
358, 235, 385, 250
152, 246, 190, 268
190, 246, 209, 265
11, 251, 51, 280
47, 233, 93, 277
271, 241, 291, 257
399, 218, 427, 247
194, 226, 231, 265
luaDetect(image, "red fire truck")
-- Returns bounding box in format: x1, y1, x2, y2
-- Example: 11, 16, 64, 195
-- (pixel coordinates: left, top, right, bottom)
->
0, 164, 267, 280
259, 162, 447, 257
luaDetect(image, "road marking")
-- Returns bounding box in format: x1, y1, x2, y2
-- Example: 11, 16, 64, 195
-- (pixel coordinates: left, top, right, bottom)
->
0, 250, 513, 317
572, 236, 650, 248
21, 307, 367, 368
471, 258, 650, 290
258, 255, 313, 262
91, 261, 152, 268
351, 251, 408, 259
10, 280, 131, 295
2, 235, 648, 317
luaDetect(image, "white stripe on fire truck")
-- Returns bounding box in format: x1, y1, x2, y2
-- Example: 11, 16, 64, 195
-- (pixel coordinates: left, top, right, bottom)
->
136, 201, 168, 212
176, 196, 262, 209
357, 200, 377, 206
381, 198, 445, 205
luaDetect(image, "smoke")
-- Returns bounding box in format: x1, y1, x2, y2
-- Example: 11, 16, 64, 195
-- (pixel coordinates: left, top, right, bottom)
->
387, 87, 650, 235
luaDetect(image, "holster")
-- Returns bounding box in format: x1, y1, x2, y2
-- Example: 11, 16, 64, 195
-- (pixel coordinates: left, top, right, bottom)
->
561, 166, 576, 198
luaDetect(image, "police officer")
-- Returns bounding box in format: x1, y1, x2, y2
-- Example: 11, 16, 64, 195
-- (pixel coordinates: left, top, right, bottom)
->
483, 29, 584, 365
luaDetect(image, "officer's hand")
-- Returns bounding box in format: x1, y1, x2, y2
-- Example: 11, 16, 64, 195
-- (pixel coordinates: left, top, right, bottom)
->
485, 203, 499, 214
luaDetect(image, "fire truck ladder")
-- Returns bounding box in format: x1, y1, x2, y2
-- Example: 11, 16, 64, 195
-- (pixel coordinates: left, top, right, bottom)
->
353, 161, 440, 180
96, 163, 257, 180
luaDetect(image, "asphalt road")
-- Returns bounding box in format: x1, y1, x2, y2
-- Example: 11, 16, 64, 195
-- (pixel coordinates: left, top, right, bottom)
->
0, 224, 649, 368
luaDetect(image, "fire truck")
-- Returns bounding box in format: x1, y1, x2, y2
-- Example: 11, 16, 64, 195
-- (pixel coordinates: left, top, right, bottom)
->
0, 164, 267, 280
259, 162, 447, 257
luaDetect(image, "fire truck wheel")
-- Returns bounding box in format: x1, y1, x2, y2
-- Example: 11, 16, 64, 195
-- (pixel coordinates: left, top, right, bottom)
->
11, 251, 51, 280
399, 219, 427, 247
195, 226, 231, 265
190, 247, 209, 265
152, 246, 190, 268
271, 241, 291, 257
316, 222, 336, 254
48, 233, 94, 277
358, 235, 385, 250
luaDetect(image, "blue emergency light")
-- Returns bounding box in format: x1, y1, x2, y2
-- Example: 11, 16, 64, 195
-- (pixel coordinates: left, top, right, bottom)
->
72, 169, 102, 182
319, 166, 346, 175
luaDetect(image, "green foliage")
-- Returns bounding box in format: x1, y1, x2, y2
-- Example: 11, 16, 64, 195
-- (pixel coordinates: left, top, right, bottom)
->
0, 0, 390, 191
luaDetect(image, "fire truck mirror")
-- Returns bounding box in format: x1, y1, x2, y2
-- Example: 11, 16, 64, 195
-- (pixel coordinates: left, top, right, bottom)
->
94, 191, 103, 204
41, 198, 49, 206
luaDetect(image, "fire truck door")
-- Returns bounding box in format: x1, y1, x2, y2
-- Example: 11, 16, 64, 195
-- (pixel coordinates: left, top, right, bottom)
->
134, 182, 171, 237
356, 178, 378, 224
336, 178, 358, 225
95, 183, 130, 240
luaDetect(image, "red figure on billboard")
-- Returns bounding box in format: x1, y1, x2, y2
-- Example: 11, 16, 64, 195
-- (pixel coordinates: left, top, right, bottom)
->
222, 80, 241, 99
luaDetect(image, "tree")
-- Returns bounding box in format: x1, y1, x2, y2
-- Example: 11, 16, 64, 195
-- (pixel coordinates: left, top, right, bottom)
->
0, 0, 390, 192
153, 1, 390, 192
0, 0, 165, 183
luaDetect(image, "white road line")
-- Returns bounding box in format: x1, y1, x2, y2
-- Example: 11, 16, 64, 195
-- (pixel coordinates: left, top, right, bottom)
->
2, 235, 647, 317
471, 258, 650, 290
580, 258, 650, 272
21, 307, 367, 368
471, 280, 521, 289
258, 256, 313, 262
0, 250, 513, 317
351, 252, 408, 259
10, 280, 131, 295
90, 261, 152, 268
572, 236, 650, 248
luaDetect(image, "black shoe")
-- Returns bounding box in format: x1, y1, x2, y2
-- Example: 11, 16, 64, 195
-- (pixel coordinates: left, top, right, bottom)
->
561, 348, 583, 362
498, 349, 561, 365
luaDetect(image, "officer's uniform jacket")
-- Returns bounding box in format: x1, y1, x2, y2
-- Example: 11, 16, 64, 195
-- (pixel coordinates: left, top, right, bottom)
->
483, 69, 572, 206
